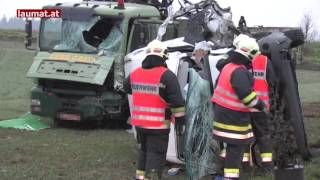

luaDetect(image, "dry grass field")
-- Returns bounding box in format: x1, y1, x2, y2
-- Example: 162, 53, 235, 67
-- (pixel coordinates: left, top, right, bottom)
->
0, 31, 319, 180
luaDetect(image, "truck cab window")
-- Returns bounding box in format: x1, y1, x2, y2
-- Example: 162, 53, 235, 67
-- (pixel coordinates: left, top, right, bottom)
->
83, 18, 123, 54
40, 16, 123, 54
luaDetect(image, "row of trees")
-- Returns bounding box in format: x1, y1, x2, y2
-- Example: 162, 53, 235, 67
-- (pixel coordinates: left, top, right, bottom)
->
0, 16, 40, 30
300, 12, 319, 42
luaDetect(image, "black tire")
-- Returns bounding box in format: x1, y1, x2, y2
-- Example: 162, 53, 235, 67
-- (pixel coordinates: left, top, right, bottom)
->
284, 29, 304, 48
252, 31, 272, 40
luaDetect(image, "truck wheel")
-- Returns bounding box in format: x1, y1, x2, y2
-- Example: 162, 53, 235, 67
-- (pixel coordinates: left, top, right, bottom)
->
53, 118, 64, 127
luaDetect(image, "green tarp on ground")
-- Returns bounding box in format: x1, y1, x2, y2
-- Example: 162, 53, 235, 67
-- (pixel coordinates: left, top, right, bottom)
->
0, 113, 49, 130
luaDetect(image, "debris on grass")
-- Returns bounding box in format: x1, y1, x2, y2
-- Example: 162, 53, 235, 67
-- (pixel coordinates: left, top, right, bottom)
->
0, 112, 49, 130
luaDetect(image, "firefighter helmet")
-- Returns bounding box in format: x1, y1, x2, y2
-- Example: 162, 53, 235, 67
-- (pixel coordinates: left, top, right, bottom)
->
234, 34, 260, 60
145, 40, 168, 60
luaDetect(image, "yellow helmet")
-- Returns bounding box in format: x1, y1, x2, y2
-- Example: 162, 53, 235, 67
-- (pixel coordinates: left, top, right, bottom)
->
233, 34, 260, 60
145, 40, 168, 60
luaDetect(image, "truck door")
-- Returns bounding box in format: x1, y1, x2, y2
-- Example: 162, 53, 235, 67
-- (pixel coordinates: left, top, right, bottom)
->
127, 19, 179, 53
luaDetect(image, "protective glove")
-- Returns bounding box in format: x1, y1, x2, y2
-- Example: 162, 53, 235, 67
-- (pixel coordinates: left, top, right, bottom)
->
261, 103, 272, 120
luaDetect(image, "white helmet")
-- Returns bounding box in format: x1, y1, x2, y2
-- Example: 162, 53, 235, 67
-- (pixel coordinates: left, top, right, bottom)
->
233, 34, 249, 47
193, 41, 212, 53
233, 34, 260, 60
145, 40, 168, 60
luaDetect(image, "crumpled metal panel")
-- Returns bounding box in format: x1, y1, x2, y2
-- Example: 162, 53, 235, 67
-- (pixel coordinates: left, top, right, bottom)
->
26, 52, 115, 85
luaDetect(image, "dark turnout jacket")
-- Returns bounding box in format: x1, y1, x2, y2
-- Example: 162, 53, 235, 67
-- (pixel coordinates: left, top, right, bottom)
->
216, 51, 277, 94
212, 50, 266, 144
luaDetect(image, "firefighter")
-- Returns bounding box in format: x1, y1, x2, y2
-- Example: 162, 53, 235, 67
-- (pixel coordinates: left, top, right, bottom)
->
238, 16, 247, 29
124, 40, 186, 180
182, 41, 212, 71
219, 55, 277, 173
238, 16, 249, 34
192, 41, 212, 68
211, 34, 267, 180
249, 53, 277, 173
233, 35, 277, 173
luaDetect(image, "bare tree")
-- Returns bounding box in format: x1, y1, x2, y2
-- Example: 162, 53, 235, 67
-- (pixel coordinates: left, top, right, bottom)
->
300, 12, 318, 42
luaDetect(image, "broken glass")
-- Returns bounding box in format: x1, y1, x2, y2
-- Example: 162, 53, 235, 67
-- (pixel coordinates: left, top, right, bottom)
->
40, 16, 124, 54
98, 22, 123, 55
54, 17, 98, 53
184, 69, 221, 179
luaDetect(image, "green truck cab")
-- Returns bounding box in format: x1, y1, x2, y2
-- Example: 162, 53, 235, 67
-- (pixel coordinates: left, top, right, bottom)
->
25, 1, 175, 125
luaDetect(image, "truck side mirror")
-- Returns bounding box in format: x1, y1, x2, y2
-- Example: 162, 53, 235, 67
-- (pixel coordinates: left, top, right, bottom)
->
25, 19, 32, 48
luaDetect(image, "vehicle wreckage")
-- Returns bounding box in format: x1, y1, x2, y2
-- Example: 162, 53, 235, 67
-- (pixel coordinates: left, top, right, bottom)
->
124, 0, 311, 179
23, 0, 311, 179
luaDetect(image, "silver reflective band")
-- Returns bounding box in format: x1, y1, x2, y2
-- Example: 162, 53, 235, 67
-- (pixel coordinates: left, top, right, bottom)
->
213, 129, 254, 139
131, 83, 159, 94
256, 91, 269, 97
213, 94, 247, 109
173, 112, 185, 117
215, 86, 238, 99
132, 106, 165, 113
132, 115, 165, 121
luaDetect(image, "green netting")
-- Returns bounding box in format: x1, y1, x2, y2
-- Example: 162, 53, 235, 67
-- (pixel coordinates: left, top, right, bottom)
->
184, 69, 221, 180
0, 112, 49, 131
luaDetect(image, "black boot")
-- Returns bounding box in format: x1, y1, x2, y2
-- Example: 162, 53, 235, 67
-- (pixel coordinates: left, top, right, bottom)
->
145, 169, 162, 180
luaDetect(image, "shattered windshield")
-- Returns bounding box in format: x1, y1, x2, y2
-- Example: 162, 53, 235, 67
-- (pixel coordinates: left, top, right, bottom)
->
39, 16, 124, 54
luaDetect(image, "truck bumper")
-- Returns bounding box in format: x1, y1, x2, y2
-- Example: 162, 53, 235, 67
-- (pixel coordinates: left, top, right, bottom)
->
30, 86, 128, 122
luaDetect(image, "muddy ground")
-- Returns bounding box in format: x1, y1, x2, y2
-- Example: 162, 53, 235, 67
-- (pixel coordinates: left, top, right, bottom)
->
303, 102, 320, 118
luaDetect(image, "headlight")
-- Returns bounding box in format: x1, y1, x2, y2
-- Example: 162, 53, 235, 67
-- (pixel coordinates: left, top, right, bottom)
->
31, 99, 41, 106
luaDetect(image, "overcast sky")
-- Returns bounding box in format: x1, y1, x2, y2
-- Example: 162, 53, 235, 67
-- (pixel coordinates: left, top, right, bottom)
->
0, 0, 319, 31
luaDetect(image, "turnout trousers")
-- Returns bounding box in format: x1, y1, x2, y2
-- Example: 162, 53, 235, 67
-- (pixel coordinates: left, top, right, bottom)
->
251, 112, 273, 166
223, 144, 246, 180
136, 127, 169, 179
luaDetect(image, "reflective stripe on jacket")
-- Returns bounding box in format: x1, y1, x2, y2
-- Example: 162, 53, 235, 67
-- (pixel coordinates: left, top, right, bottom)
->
211, 63, 252, 112
130, 67, 169, 129
251, 55, 270, 111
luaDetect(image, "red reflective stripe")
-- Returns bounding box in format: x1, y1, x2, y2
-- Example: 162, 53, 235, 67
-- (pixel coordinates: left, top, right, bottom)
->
212, 63, 251, 112
252, 55, 270, 111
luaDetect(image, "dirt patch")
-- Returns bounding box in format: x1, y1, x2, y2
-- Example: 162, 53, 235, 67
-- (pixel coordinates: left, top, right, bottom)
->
303, 102, 320, 118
